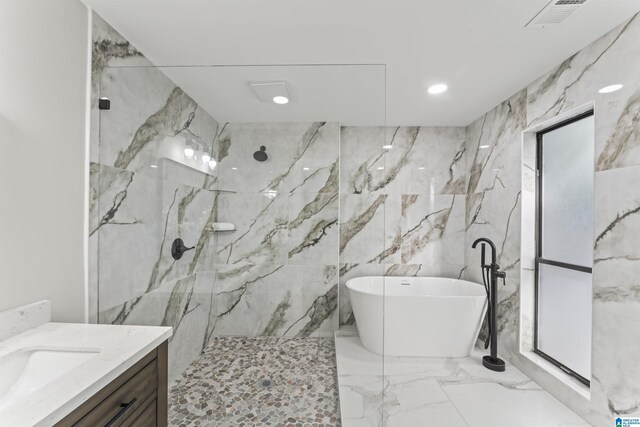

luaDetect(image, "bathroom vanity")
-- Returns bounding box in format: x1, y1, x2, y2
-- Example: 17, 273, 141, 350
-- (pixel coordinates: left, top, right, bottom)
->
55, 341, 168, 426
0, 301, 172, 427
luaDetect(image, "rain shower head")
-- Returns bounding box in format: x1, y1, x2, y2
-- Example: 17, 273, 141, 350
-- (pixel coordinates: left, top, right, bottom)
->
253, 146, 268, 162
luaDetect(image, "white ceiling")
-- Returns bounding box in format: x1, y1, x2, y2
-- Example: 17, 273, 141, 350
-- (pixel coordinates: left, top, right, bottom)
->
156, 65, 386, 126
84, 0, 640, 126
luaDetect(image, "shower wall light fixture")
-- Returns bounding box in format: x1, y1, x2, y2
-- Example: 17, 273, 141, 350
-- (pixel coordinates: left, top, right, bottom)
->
184, 138, 195, 159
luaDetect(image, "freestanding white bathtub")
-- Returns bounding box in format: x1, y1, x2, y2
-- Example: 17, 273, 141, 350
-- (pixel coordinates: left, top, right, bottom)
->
346, 276, 487, 357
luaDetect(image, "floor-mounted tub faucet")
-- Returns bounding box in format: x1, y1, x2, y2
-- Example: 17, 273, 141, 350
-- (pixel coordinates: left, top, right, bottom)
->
472, 237, 506, 372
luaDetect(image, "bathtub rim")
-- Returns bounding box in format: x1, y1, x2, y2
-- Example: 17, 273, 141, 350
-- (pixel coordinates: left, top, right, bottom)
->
345, 276, 487, 298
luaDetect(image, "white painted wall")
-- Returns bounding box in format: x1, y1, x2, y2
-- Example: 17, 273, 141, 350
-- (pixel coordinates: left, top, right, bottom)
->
0, 0, 90, 322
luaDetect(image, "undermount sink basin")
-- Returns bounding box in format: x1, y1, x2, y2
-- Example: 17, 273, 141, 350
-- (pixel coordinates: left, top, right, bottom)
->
0, 347, 99, 411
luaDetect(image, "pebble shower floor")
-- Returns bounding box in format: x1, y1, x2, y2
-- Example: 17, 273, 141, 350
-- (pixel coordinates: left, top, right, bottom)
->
168, 337, 341, 426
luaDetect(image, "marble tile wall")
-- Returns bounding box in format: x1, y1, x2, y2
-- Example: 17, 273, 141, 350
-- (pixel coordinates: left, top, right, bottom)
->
210, 121, 341, 341
339, 126, 467, 324
464, 90, 527, 364
464, 13, 640, 425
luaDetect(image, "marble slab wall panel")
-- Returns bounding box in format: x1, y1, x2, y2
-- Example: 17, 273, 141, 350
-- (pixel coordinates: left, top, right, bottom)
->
591, 165, 640, 424
340, 126, 467, 196
339, 126, 468, 325
216, 122, 339, 194
94, 163, 219, 324
99, 66, 219, 185
90, 13, 151, 164
212, 122, 341, 338
464, 90, 527, 364
465, 13, 640, 426
209, 263, 338, 339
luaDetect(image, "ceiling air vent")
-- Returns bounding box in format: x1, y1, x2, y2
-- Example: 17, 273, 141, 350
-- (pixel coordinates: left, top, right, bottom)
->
525, 0, 589, 28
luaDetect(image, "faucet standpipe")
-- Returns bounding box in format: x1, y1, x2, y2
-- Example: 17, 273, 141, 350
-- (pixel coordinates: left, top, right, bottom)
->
472, 237, 506, 372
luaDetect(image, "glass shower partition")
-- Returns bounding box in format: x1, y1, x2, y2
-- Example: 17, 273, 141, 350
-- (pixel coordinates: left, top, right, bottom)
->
92, 63, 387, 418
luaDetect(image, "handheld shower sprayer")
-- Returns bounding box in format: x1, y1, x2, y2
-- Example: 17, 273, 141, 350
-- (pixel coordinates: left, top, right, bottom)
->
472, 237, 506, 372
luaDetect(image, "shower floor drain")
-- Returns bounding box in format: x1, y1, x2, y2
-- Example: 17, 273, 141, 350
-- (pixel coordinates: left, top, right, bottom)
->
259, 378, 274, 387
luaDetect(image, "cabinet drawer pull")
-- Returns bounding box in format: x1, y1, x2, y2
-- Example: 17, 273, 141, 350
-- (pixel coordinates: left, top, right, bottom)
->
104, 398, 137, 427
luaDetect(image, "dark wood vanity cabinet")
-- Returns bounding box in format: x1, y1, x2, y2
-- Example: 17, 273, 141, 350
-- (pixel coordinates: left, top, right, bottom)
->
55, 341, 168, 427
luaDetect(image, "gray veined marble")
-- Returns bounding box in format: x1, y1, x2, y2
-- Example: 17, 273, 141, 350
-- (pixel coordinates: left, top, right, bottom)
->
591, 307, 640, 423
466, 90, 527, 196
526, 17, 636, 127
335, 331, 589, 427
463, 90, 525, 364
215, 122, 339, 194
340, 126, 467, 195
100, 67, 219, 185
400, 194, 465, 267
91, 13, 149, 75
596, 87, 640, 171
339, 193, 400, 265
527, 13, 640, 171
209, 263, 338, 339
288, 191, 339, 265
94, 163, 219, 316
215, 193, 289, 265
594, 165, 640, 320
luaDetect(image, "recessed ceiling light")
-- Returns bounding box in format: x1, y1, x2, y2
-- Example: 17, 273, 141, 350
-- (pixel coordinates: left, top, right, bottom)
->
382, 145, 393, 150
377, 166, 385, 170
273, 96, 289, 105
303, 167, 310, 171
231, 167, 238, 170
479, 145, 490, 149
598, 84, 623, 94
150, 164, 158, 169
428, 83, 448, 95
418, 167, 425, 170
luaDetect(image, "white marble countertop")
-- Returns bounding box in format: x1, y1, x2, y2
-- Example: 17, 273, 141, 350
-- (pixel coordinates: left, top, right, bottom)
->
0, 322, 172, 427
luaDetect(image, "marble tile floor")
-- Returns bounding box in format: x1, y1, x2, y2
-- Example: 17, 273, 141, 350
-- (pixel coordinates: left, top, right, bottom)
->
168, 336, 341, 426
335, 328, 591, 427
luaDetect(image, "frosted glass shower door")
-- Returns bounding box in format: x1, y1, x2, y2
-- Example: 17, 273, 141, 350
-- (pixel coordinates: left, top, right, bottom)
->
536, 112, 594, 383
